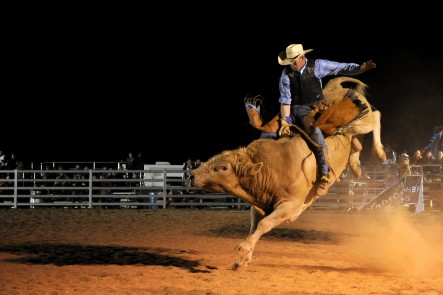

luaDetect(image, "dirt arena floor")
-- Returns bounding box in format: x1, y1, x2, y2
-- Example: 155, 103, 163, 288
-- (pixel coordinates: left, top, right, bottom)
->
1, 207, 443, 295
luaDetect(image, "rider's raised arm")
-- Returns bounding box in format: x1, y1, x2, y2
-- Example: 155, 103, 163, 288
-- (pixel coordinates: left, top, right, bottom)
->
314, 59, 375, 78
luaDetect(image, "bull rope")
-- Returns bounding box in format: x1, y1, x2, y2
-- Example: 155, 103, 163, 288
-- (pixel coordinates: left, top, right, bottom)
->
278, 123, 343, 181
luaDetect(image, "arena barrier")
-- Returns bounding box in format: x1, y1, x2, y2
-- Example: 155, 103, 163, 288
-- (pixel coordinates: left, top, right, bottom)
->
0, 164, 441, 210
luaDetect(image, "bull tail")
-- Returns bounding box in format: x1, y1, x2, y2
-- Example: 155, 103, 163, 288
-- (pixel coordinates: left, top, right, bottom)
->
314, 88, 370, 136
345, 89, 369, 122
323, 76, 368, 96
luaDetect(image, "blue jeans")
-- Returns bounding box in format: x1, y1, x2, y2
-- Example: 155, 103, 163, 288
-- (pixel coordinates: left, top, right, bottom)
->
290, 105, 329, 176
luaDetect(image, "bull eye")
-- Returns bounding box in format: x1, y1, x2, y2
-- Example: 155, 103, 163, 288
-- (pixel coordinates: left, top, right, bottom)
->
220, 165, 227, 171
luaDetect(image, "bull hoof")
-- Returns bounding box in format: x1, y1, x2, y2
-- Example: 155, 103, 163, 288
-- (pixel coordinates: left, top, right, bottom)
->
232, 262, 240, 271
232, 256, 250, 271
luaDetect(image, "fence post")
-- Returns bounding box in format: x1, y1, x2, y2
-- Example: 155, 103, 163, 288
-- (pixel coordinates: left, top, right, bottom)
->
88, 169, 93, 208
13, 170, 18, 209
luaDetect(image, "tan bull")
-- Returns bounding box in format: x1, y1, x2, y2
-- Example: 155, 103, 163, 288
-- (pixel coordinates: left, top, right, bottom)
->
191, 133, 357, 270
191, 77, 386, 270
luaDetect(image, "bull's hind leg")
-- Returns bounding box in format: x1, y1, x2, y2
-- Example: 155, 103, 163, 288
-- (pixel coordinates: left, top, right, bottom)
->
244, 98, 280, 133
232, 201, 303, 271
245, 104, 264, 129
371, 111, 386, 161
348, 137, 363, 178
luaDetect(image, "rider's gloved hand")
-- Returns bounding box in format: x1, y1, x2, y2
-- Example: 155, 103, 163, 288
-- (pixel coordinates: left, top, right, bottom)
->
280, 115, 292, 126
278, 116, 296, 138
361, 60, 376, 72
285, 116, 292, 124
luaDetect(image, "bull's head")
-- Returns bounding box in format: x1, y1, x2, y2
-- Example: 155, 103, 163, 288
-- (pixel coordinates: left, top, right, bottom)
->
190, 149, 263, 194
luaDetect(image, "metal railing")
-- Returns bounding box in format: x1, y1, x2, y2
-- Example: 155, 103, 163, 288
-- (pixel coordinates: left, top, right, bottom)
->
0, 168, 248, 209
0, 164, 441, 210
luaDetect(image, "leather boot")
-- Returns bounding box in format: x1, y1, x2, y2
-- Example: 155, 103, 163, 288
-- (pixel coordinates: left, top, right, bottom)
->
316, 174, 331, 196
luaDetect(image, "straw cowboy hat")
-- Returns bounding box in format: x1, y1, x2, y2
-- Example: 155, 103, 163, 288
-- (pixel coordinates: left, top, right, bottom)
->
278, 44, 313, 65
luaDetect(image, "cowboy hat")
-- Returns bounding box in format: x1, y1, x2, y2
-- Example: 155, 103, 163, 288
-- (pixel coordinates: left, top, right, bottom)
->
278, 44, 313, 65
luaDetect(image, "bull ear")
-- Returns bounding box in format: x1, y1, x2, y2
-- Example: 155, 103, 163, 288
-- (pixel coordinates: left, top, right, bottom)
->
246, 162, 263, 176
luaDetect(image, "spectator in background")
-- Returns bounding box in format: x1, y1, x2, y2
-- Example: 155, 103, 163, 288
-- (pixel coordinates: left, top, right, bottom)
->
71, 164, 83, 196
423, 151, 436, 164
54, 166, 71, 198
422, 150, 440, 179
16, 161, 25, 187
383, 145, 397, 182
422, 129, 443, 157
38, 165, 52, 195
383, 145, 397, 165
411, 149, 424, 165
193, 159, 202, 194
125, 152, 135, 170
436, 150, 443, 164
79, 166, 90, 200
182, 158, 194, 194
436, 150, 443, 178
6, 153, 18, 179
134, 152, 146, 176
72, 164, 82, 171
397, 153, 411, 178
0, 150, 6, 170
124, 152, 136, 179
193, 159, 202, 169
183, 158, 193, 178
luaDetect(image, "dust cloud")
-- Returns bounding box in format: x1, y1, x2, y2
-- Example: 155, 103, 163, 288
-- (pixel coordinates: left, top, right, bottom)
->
343, 211, 443, 276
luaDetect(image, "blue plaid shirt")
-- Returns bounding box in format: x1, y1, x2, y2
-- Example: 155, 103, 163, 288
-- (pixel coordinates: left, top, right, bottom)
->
279, 58, 364, 105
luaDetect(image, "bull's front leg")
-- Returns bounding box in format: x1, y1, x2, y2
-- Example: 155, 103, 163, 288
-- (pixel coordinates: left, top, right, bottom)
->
232, 202, 303, 270
248, 205, 265, 234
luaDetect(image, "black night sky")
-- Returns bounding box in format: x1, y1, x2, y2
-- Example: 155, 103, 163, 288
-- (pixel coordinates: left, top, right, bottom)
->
3, 12, 443, 166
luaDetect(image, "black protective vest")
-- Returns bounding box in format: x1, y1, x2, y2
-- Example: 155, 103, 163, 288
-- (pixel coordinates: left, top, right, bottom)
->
286, 59, 323, 106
